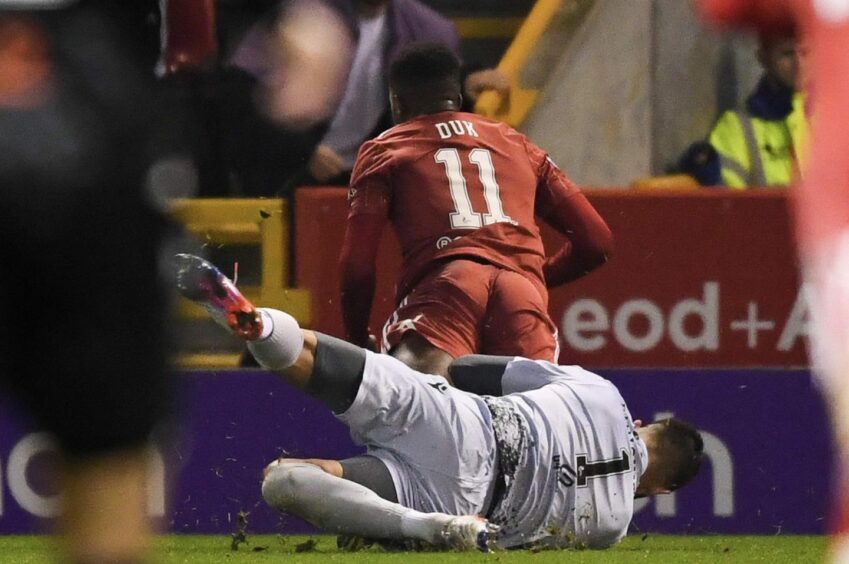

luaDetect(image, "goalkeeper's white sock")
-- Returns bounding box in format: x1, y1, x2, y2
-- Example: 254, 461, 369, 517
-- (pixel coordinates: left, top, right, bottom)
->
261, 461, 450, 544
246, 308, 305, 370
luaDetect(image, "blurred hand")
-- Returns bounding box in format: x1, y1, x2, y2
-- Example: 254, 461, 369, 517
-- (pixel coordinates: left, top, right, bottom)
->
308, 144, 345, 183
463, 68, 511, 105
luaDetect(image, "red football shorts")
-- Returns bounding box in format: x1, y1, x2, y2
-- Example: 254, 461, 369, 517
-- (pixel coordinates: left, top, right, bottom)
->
380, 259, 559, 361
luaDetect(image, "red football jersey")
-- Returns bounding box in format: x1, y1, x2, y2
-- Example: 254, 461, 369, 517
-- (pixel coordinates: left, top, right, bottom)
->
348, 111, 580, 298
340, 110, 612, 345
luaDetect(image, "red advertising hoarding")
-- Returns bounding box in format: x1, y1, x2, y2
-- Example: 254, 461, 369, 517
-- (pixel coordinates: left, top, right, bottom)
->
295, 188, 807, 368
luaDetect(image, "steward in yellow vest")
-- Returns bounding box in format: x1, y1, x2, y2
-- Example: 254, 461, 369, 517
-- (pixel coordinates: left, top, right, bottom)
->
708, 88, 808, 188
680, 30, 807, 188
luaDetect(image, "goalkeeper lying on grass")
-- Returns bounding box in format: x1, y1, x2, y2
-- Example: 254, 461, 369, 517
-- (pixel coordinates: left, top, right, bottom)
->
175, 254, 703, 552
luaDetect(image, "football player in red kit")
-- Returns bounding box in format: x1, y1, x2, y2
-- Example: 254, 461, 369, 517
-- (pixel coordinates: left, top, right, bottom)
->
339, 42, 613, 377
699, 1, 849, 559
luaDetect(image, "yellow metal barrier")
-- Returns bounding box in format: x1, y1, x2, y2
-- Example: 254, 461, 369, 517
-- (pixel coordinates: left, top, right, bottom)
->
170, 198, 311, 368
170, 198, 311, 324
474, 0, 563, 127
630, 175, 701, 191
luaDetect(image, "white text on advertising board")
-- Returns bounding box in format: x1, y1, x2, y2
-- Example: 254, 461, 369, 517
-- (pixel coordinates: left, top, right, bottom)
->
561, 282, 810, 353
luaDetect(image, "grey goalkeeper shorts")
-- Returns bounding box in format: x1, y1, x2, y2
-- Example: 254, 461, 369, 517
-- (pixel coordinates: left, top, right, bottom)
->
337, 352, 498, 516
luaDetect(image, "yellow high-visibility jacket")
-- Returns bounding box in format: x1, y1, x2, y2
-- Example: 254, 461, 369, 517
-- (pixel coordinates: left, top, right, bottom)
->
709, 93, 808, 189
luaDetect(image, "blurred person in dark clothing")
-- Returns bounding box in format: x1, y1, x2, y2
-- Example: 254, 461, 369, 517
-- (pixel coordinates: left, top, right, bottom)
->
0, 3, 181, 562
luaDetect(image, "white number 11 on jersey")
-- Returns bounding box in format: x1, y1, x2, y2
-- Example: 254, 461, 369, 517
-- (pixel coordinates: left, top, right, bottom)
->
435, 148, 515, 229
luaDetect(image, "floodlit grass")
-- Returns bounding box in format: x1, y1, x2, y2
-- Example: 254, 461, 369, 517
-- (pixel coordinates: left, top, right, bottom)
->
0, 534, 827, 563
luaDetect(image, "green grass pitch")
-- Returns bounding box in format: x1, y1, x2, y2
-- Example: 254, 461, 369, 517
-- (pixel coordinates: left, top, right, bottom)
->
0, 534, 827, 563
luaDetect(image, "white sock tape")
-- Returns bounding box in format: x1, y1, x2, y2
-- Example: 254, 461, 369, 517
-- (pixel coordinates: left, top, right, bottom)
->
247, 308, 304, 370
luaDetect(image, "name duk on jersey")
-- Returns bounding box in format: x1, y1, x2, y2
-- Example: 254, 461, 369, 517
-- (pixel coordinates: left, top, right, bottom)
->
435, 121, 479, 139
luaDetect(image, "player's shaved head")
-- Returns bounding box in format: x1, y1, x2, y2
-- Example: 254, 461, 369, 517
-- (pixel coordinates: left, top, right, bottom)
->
636, 417, 703, 497
388, 42, 462, 123
652, 417, 703, 490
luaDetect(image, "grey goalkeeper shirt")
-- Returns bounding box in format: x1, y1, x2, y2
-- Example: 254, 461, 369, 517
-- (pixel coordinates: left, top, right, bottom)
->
492, 359, 648, 549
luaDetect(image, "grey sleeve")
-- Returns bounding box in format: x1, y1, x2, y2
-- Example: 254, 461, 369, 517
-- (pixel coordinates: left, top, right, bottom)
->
339, 455, 398, 503
448, 355, 514, 396
308, 332, 367, 414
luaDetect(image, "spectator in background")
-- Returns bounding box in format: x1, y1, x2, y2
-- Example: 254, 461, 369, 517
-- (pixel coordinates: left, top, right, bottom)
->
680, 26, 808, 188
221, 0, 510, 197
